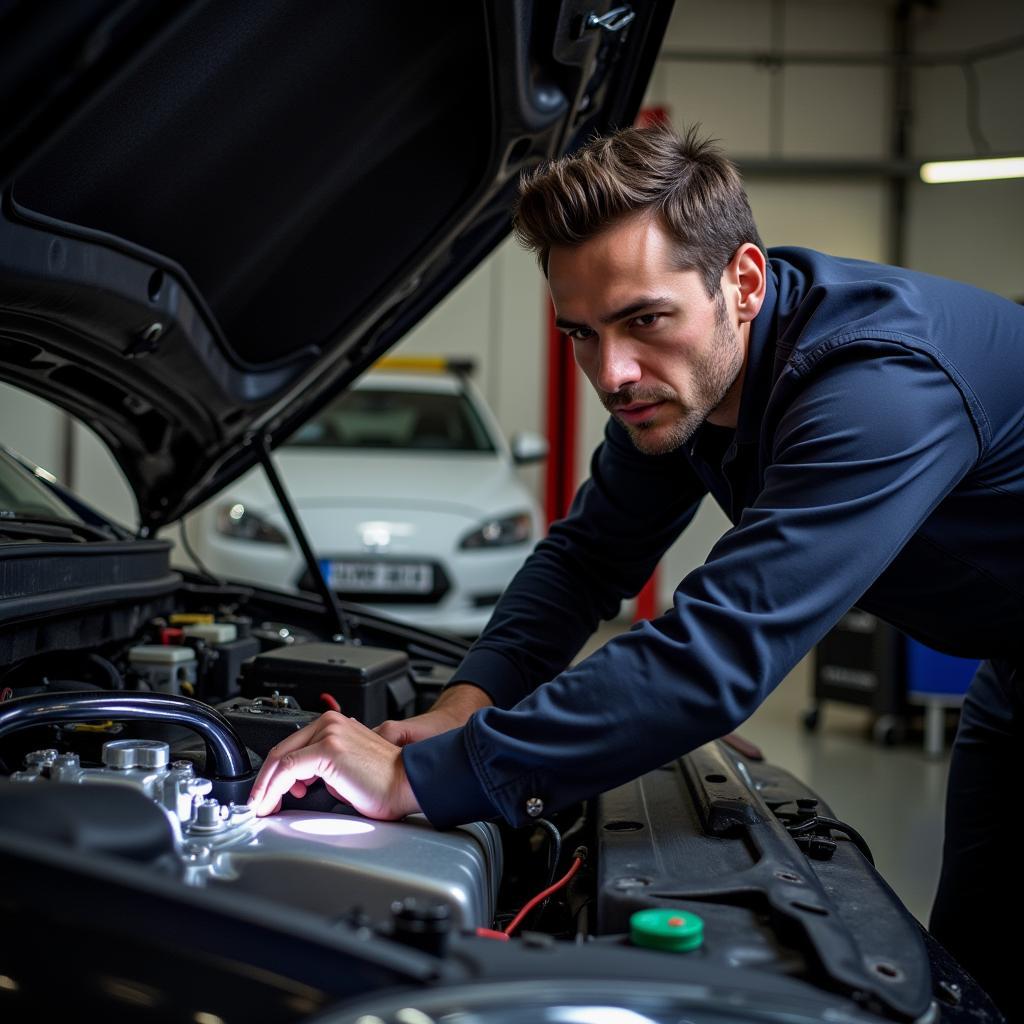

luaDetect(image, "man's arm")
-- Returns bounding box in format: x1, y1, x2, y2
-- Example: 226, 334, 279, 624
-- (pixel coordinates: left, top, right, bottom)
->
375, 419, 707, 745
375, 682, 492, 745
443, 418, 709, 709
403, 342, 980, 827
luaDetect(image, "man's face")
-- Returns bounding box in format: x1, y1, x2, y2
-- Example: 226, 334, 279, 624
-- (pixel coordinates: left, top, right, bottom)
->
548, 214, 749, 456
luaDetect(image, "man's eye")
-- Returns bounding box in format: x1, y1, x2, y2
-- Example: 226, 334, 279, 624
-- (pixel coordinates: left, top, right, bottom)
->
566, 327, 595, 341
633, 313, 660, 328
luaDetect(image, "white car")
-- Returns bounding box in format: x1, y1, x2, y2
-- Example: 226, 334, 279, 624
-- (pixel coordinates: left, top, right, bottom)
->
186, 363, 547, 636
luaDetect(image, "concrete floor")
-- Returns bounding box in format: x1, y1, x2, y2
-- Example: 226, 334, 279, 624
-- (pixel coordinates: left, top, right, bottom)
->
578, 621, 951, 925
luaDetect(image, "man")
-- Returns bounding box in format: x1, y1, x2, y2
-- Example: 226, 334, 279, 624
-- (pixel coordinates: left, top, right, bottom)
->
249, 124, 1024, 1016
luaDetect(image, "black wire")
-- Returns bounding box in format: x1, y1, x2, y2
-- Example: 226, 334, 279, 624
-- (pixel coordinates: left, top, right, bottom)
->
768, 0, 785, 159
961, 61, 991, 155
179, 518, 223, 586
528, 819, 563, 929
537, 818, 563, 889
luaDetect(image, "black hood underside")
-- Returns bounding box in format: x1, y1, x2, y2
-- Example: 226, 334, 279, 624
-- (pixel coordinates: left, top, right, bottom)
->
0, 0, 671, 528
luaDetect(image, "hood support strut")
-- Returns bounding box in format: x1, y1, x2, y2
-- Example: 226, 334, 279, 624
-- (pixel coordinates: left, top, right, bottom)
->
256, 436, 353, 644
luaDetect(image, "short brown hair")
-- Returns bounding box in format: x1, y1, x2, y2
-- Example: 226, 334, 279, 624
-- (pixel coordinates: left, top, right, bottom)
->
513, 122, 764, 297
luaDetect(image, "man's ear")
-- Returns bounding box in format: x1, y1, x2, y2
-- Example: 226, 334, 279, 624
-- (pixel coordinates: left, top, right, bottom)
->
723, 243, 766, 324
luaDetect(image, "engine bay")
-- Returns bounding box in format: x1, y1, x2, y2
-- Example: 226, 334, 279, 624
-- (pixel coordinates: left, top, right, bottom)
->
0, 568, 999, 1023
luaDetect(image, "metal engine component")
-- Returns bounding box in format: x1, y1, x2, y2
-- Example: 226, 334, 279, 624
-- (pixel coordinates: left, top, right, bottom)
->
12, 740, 501, 929
12, 741, 213, 823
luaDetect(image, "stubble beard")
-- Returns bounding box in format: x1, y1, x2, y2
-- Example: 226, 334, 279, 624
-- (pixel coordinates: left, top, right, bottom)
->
605, 297, 743, 456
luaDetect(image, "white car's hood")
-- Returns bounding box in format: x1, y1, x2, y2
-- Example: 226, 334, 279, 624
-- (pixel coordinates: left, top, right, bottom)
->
272, 450, 527, 517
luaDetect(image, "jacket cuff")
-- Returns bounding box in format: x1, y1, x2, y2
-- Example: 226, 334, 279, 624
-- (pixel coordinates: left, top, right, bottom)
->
447, 646, 531, 709
402, 727, 498, 828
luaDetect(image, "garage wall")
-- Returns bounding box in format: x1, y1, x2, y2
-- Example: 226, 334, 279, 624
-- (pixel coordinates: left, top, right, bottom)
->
0, 383, 66, 481
390, 236, 547, 500
1, 0, 1021, 591
0, 382, 139, 528
905, 0, 1024, 297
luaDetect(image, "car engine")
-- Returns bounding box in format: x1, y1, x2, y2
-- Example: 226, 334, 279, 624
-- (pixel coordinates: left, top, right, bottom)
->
0, 575, 1002, 1023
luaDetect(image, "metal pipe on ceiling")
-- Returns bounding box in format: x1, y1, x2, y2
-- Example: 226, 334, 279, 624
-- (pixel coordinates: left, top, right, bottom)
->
659, 34, 1024, 69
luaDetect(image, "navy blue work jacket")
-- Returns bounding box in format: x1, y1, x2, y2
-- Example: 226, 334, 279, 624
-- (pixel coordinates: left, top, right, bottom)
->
403, 247, 1024, 828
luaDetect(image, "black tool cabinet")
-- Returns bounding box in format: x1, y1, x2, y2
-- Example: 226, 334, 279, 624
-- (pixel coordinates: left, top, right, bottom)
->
807, 609, 908, 745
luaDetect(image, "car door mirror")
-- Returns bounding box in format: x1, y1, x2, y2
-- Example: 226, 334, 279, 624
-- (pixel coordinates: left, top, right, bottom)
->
510, 431, 548, 465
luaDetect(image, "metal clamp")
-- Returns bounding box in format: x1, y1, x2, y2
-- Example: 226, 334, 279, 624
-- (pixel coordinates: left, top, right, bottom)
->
584, 6, 635, 35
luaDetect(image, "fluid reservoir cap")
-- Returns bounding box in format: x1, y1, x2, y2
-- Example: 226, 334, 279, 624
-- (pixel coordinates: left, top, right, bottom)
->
194, 798, 224, 828
630, 908, 704, 952
128, 644, 196, 665
103, 739, 170, 770
183, 622, 238, 645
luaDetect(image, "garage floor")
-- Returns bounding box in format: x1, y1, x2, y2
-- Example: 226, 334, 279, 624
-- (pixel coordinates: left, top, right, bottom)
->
579, 621, 951, 925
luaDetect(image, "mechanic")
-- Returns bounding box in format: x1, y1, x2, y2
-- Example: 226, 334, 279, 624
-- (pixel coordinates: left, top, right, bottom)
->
249, 123, 1024, 1017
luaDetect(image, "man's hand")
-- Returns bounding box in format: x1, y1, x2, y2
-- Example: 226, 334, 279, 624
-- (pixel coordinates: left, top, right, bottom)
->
375, 682, 493, 746
248, 711, 421, 820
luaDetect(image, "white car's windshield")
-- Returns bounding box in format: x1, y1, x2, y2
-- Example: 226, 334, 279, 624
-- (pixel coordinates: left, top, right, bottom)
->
286, 388, 496, 453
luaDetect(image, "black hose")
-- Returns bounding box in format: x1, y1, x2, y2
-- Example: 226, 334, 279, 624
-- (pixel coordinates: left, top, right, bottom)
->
0, 691, 252, 781
86, 654, 125, 690
536, 818, 563, 890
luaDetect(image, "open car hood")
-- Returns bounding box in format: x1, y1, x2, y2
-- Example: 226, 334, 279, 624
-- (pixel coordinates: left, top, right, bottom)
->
0, 0, 671, 529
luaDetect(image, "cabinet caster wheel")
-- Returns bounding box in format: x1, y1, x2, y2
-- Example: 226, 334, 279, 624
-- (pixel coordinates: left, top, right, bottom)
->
872, 714, 902, 746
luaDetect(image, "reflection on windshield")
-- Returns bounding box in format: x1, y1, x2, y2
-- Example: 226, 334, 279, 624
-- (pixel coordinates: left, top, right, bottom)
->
286, 389, 495, 453
0, 450, 82, 522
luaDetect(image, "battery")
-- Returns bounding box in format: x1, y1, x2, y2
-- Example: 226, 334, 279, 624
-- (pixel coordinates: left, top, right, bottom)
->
216, 695, 319, 757
239, 642, 413, 726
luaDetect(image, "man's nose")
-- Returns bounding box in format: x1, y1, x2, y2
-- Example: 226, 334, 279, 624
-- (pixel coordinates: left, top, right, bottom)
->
596, 337, 642, 394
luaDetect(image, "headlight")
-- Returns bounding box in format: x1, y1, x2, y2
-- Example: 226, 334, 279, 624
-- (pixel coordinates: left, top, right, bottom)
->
215, 502, 288, 545
459, 511, 533, 550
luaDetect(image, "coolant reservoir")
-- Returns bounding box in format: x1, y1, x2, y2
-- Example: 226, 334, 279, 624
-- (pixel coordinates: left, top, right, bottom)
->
128, 644, 197, 695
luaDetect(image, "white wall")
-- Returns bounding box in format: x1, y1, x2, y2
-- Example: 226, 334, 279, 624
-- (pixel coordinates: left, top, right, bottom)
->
389, 236, 549, 499
0, 382, 138, 529
0, 382, 67, 479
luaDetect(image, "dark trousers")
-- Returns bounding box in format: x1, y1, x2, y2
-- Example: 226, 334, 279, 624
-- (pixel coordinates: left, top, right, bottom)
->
930, 657, 1023, 1022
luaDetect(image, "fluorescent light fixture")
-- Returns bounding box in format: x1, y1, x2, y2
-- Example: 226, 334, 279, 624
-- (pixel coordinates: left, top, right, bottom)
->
920, 156, 1024, 184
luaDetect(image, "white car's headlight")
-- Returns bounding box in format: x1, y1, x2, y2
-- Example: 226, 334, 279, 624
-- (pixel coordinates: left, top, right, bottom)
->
458, 511, 533, 550
215, 502, 288, 545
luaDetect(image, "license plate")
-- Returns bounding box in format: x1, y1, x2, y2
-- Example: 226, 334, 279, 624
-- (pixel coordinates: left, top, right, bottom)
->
322, 559, 433, 594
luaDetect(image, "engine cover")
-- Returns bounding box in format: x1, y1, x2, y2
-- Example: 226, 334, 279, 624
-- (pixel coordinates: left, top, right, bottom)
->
12, 740, 500, 929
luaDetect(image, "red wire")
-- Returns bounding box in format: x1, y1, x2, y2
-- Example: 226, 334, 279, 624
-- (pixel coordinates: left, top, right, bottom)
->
503, 856, 583, 936
320, 693, 341, 713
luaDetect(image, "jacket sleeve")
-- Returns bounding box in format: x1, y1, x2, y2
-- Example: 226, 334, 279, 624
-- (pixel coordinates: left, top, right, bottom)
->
445, 416, 709, 710
404, 342, 981, 827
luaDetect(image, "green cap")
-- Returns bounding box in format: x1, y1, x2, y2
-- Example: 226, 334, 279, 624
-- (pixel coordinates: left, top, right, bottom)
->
629, 908, 704, 952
